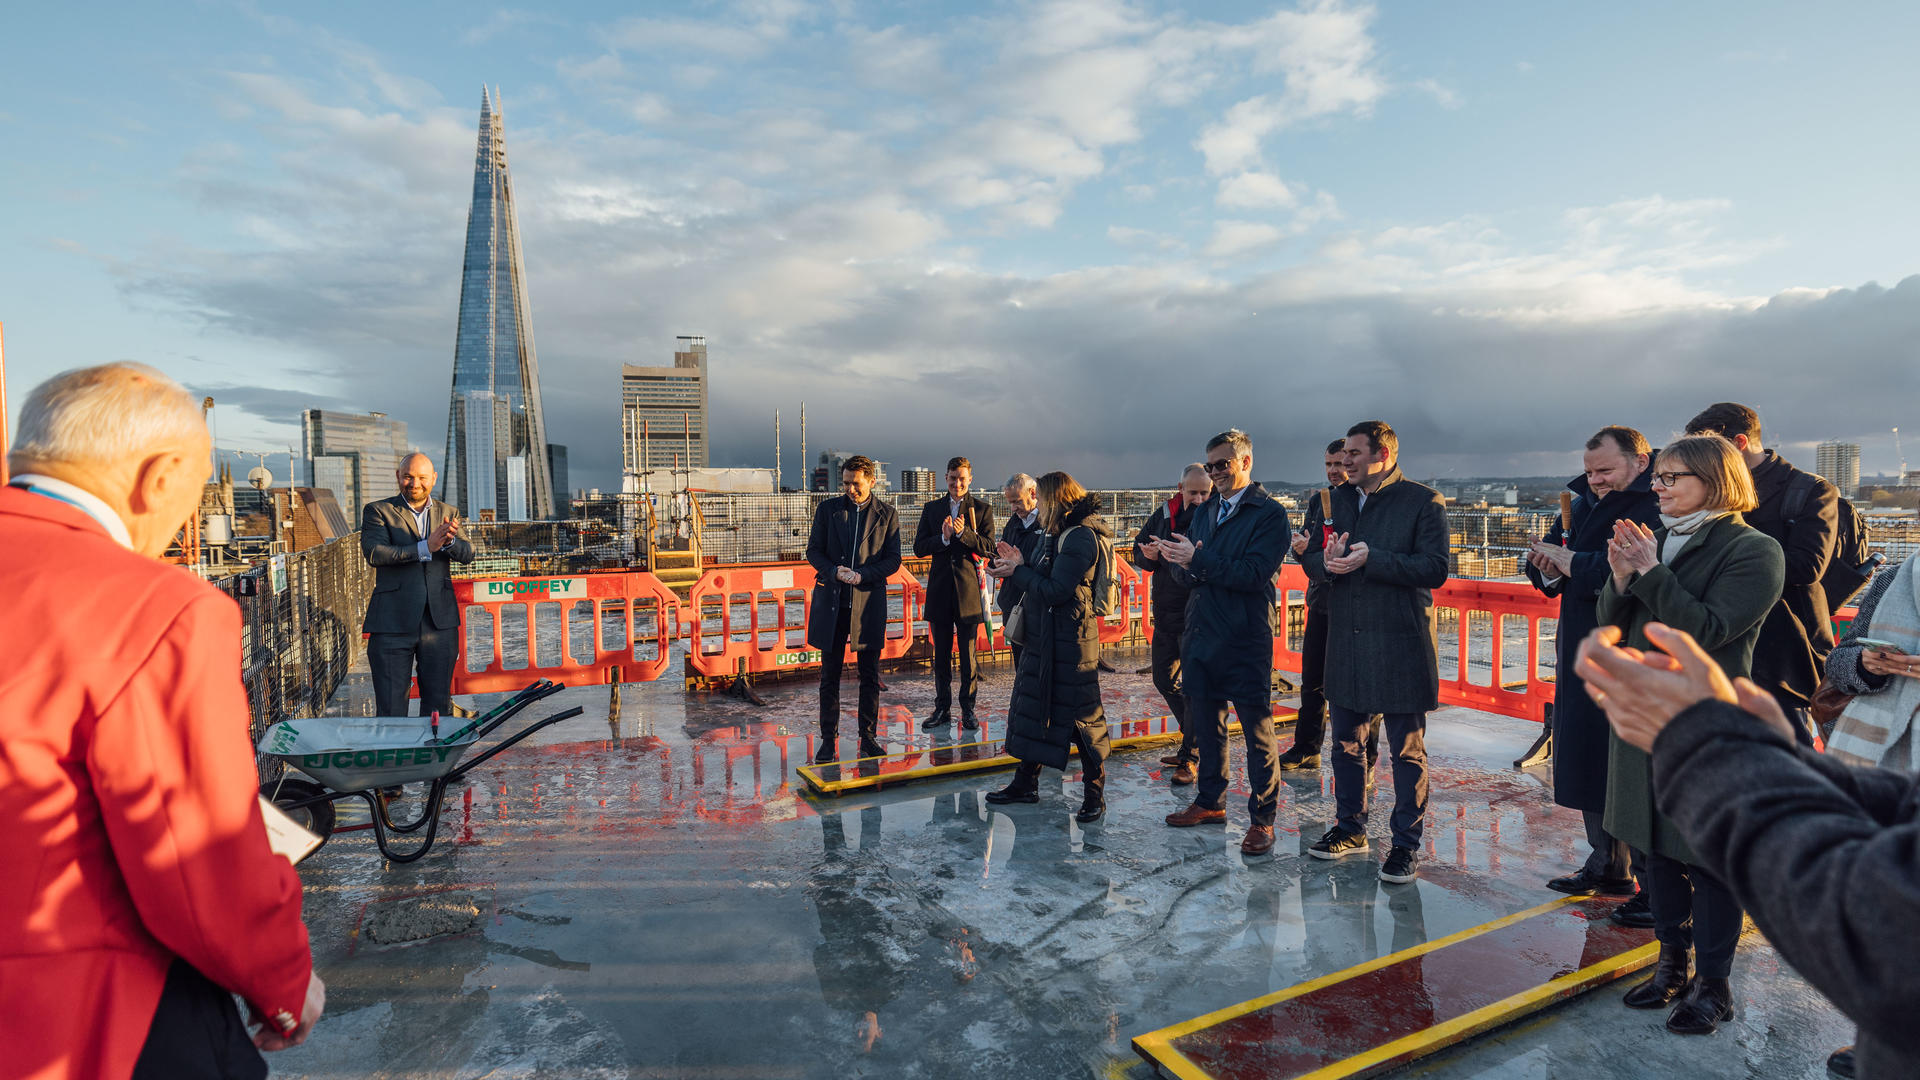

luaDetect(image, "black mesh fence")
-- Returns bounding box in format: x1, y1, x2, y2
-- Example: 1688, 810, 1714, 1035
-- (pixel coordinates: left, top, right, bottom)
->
214, 534, 374, 773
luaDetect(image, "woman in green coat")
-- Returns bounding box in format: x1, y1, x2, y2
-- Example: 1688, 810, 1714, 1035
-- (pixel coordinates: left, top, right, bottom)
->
1595, 433, 1784, 1036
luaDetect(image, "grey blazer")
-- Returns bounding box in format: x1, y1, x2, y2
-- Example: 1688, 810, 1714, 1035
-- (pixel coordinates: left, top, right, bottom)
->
361, 495, 476, 633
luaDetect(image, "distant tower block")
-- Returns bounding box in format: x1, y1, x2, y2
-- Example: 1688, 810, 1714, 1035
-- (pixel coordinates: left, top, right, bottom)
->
441, 87, 557, 518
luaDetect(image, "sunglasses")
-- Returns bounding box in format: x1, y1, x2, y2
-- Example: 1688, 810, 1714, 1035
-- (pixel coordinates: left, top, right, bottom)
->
1651, 471, 1698, 487
1202, 459, 1235, 474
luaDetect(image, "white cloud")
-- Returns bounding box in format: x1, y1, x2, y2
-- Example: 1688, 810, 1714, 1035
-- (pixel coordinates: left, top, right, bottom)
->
1412, 78, 1461, 109
1216, 171, 1298, 209
1205, 220, 1289, 258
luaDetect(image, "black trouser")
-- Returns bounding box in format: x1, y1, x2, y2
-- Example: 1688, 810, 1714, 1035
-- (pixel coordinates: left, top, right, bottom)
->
1289, 602, 1330, 753
1581, 810, 1632, 880
132, 959, 265, 1080
1149, 614, 1193, 762
820, 605, 880, 742
368, 612, 457, 717
1191, 693, 1280, 826
1645, 853, 1743, 979
929, 616, 980, 712
1331, 706, 1429, 850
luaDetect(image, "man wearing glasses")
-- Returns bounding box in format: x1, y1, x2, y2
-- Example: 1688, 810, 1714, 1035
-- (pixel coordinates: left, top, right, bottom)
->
1148, 429, 1292, 856
1301, 420, 1450, 884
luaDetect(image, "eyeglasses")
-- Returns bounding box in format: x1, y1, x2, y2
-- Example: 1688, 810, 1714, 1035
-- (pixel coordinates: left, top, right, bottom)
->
1651, 471, 1698, 487
1202, 459, 1235, 474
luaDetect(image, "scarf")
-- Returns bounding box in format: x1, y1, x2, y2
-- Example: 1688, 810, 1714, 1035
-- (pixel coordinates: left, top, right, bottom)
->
1658, 509, 1725, 564
1829, 557, 1920, 770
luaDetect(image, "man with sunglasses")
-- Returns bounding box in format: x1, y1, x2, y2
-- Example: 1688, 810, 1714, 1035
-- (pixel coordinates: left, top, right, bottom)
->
1301, 420, 1450, 884
1149, 429, 1292, 856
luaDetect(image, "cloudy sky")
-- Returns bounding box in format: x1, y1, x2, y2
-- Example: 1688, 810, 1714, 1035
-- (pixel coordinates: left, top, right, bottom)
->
5, 0, 1918, 492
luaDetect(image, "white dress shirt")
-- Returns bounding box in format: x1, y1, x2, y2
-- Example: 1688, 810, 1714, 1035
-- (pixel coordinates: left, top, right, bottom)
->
407, 500, 433, 562
943, 496, 965, 546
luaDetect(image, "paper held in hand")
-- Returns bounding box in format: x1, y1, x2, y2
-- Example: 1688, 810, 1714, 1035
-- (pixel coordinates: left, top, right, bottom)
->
259, 795, 323, 865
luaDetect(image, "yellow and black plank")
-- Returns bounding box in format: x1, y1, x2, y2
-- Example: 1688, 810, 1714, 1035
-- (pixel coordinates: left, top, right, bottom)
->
1132, 894, 1656, 1080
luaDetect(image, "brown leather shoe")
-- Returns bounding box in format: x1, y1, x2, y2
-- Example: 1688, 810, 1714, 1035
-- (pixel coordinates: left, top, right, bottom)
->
1241, 825, 1275, 855
1159, 753, 1186, 766
1170, 762, 1196, 785
1165, 803, 1227, 827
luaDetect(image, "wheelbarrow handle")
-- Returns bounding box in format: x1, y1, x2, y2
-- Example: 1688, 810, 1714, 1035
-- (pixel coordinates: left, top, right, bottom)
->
449, 706, 586, 780
432, 679, 562, 746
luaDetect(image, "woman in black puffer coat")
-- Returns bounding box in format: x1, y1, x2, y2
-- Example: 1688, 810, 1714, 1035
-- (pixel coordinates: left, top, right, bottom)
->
984, 472, 1112, 822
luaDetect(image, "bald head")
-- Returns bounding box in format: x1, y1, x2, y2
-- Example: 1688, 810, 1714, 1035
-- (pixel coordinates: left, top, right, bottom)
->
8, 363, 211, 558
397, 452, 437, 509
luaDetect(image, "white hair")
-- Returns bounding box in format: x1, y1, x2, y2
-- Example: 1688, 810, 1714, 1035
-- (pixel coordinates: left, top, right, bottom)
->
1003, 473, 1036, 493
8, 363, 205, 467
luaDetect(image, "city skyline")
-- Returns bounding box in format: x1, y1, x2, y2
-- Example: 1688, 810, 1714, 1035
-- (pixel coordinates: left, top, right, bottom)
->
4, 3, 1919, 496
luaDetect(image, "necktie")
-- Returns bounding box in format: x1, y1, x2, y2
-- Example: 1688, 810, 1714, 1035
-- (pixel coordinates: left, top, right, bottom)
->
1218, 499, 1234, 527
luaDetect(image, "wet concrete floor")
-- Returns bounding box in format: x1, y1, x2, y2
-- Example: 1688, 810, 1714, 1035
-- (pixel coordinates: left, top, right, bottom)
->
269, 646, 1853, 1079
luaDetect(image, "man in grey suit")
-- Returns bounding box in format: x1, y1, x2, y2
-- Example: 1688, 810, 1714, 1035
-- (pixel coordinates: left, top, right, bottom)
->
1301, 420, 1450, 884
361, 452, 475, 718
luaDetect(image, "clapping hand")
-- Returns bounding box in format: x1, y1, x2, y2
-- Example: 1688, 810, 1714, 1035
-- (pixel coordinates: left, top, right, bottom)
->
988, 539, 1023, 578
1528, 540, 1573, 577
1576, 622, 1796, 751
1323, 532, 1368, 575
1290, 529, 1309, 556
1607, 520, 1658, 589
428, 515, 460, 552
1156, 532, 1197, 567
942, 514, 960, 540
836, 565, 862, 585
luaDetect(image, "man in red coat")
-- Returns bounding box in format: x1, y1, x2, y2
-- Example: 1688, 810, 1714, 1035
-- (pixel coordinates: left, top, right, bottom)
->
0, 363, 322, 1079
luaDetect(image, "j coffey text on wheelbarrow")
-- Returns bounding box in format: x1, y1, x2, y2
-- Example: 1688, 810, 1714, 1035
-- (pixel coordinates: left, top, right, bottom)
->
256, 680, 583, 863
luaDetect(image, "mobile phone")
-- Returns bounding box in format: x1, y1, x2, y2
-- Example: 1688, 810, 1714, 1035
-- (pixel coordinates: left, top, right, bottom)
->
1854, 637, 1901, 652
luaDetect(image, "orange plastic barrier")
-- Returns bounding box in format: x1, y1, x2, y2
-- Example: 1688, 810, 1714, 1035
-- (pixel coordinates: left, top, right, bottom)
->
450, 571, 677, 694
685, 562, 921, 679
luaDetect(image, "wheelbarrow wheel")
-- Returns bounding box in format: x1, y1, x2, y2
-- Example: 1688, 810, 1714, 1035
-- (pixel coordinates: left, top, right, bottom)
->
261, 778, 336, 850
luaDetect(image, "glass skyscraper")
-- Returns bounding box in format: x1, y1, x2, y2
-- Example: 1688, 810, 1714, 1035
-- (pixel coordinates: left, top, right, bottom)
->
441, 87, 556, 519
301, 409, 408, 522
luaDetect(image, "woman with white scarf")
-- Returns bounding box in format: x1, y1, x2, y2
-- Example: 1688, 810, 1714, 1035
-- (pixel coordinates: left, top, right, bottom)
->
1594, 434, 1786, 1037
1817, 554, 1920, 1078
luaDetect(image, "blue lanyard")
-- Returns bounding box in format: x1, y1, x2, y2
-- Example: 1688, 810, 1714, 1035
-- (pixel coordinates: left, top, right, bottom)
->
11, 481, 96, 518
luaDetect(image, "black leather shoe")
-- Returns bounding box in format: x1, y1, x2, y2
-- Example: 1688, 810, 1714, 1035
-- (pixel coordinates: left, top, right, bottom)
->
813, 741, 838, 765
1547, 868, 1638, 896
1277, 748, 1321, 771
1611, 891, 1655, 928
1827, 1046, 1857, 1079
921, 708, 951, 730
986, 782, 1040, 805
960, 708, 979, 730
1665, 976, 1733, 1034
857, 737, 887, 759
1623, 945, 1691, 1009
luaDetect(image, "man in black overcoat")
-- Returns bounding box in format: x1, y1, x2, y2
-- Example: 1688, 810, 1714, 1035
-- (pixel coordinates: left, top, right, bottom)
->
805, 455, 901, 763
1685, 402, 1838, 737
1130, 464, 1211, 782
1152, 429, 1292, 857
1524, 426, 1658, 898
1301, 420, 1449, 885
1285, 439, 1355, 769
912, 456, 996, 730
995, 473, 1045, 669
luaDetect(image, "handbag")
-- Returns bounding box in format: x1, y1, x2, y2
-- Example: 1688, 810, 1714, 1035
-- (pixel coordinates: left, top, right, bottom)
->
1004, 598, 1028, 648
1809, 676, 1853, 740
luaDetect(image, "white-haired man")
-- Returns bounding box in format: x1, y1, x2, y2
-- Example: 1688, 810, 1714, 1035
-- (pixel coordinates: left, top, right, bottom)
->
1, 363, 321, 1078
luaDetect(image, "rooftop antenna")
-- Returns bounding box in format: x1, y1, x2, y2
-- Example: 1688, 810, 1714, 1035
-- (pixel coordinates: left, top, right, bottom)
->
774, 407, 782, 491
800, 401, 807, 492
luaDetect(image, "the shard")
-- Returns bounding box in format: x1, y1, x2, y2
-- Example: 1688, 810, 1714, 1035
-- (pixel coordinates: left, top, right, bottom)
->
441, 87, 555, 520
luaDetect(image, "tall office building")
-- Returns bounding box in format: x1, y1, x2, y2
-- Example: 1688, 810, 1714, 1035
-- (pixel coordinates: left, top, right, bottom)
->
900, 466, 936, 493
547, 444, 569, 504
1816, 440, 1861, 498
301, 409, 408, 522
440, 87, 556, 519
622, 335, 710, 475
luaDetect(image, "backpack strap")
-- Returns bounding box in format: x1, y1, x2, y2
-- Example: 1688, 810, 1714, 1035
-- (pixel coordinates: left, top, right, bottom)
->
1782, 470, 1818, 523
